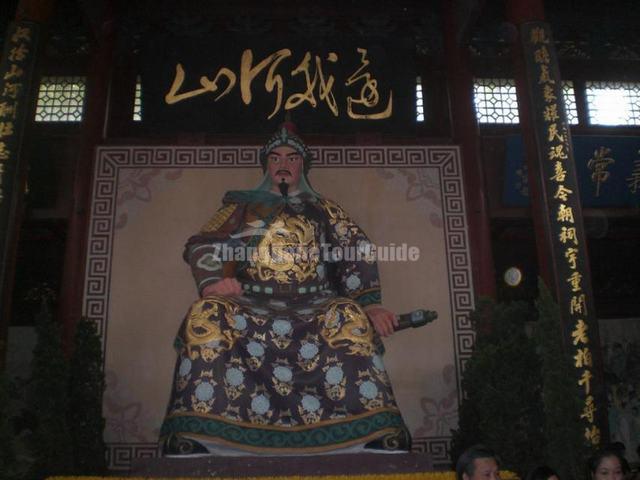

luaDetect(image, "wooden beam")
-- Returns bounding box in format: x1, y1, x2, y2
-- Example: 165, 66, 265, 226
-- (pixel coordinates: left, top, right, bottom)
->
507, 0, 608, 446
57, 0, 114, 352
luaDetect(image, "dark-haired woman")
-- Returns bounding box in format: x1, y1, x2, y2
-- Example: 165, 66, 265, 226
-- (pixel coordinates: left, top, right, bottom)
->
588, 449, 628, 480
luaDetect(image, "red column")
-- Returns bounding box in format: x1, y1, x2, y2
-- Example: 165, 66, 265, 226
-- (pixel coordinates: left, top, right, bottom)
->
57, 1, 115, 351
0, 0, 55, 370
442, 1, 496, 298
15, 0, 56, 23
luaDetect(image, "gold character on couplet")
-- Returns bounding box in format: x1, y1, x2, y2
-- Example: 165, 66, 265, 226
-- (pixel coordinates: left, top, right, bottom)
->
345, 48, 392, 120
548, 123, 564, 143
570, 293, 587, 315
0, 102, 17, 120
0, 121, 14, 138
585, 425, 601, 445
559, 226, 578, 246
543, 104, 559, 122
8, 44, 29, 62
534, 46, 550, 64
627, 157, 640, 194
11, 26, 32, 43
574, 347, 593, 368
3, 64, 24, 81
530, 27, 549, 45
543, 84, 556, 103
578, 369, 593, 395
553, 184, 573, 201
557, 204, 575, 223
2, 82, 21, 100
550, 161, 567, 182
538, 65, 555, 85
567, 272, 583, 293
580, 395, 596, 423
571, 319, 589, 345
548, 144, 568, 161
0, 141, 10, 160
587, 146, 615, 197
565, 247, 578, 270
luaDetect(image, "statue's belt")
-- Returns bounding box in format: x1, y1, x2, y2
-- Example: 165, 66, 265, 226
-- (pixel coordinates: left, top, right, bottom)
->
241, 281, 331, 296
238, 282, 439, 333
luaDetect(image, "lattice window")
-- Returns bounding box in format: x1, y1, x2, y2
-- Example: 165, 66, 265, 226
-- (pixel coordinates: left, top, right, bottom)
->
35, 76, 86, 122
474, 78, 579, 125
586, 81, 640, 125
562, 81, 579, 125
416, 76, 424, 122
473, 78, 520, 124
133, 76, 142, 122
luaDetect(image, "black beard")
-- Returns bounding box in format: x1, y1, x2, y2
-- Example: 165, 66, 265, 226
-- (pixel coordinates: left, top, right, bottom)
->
278, 178, 289, 197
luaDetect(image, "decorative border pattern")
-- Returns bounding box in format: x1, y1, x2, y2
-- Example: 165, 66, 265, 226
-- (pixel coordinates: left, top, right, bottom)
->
106, 443, 160, 471
84, 146, 474, 470
411, 436, 453, 468
107, 437, 451, 472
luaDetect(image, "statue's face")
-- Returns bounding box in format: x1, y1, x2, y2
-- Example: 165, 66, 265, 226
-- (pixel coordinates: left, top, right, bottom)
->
267, 145, 304, 191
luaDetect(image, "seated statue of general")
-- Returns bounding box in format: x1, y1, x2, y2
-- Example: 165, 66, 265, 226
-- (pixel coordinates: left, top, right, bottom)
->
160, 124, 411, 455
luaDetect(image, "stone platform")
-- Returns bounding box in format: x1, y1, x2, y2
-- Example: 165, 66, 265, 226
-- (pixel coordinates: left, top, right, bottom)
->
130, 452, 434, 478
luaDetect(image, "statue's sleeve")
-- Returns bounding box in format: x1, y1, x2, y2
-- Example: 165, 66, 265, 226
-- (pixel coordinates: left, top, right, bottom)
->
183, 202, 244, 295
319, 198, 382, 308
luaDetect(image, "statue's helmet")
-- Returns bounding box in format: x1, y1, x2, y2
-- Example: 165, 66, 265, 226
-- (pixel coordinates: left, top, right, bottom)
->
259, 122, 313, 175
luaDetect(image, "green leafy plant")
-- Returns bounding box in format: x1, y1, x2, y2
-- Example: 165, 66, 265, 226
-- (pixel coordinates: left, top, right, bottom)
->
451, 298, 545, 477
452, 283, 593, 480
0, 373, 18, 476
28, 297, 74, 478
68, 317, 107, 475
534, 279, 589, 480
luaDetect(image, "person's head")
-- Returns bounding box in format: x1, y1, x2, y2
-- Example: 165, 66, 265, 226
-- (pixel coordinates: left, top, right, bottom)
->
260, 123, 312, 186
588, 448, 628, 480
456, 445, 501, 480
266, 145, 304, 191
525, 465, 559, 480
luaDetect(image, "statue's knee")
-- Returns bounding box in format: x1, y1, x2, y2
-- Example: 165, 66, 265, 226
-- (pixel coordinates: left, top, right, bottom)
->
187, 295, 236, 318
334, 298, 368, 322
183, 296, 240, 354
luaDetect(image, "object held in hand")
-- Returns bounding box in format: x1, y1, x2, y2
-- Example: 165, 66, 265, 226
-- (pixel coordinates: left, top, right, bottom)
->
394, 309, 437, 331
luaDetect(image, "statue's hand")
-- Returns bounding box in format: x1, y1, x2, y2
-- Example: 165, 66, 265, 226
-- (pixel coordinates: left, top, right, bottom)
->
202, 278, 243, 297
364, 305, 398, 337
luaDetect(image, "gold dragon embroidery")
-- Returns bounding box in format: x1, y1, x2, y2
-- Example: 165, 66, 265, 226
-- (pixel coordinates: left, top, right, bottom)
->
184, 296, 242, 360
248, 213, 319, 284
319, 299, 374, 356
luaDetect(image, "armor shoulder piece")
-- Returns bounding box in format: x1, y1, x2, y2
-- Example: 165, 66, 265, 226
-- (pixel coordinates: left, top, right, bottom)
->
200, 203, 238, 233
317, 197, 349, 222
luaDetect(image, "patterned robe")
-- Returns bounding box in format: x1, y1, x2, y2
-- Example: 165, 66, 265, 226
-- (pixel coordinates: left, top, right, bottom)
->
160, 190, 408, 454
